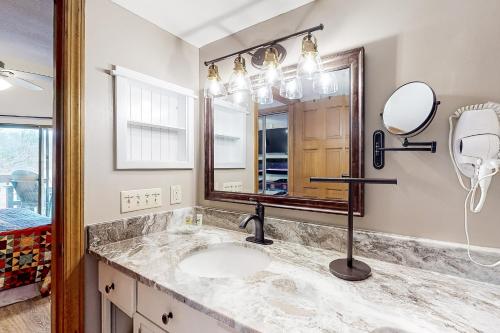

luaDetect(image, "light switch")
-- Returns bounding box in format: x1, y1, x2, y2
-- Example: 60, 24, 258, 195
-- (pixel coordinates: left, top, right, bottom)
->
222, 182, 243, 192
121, 189, 142, 213
170, 185, 182, 204
121, 188, 162, 213
144, 188, 162, 209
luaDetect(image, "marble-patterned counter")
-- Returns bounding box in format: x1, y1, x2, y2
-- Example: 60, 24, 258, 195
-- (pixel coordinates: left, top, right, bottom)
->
88, 226, 500, 333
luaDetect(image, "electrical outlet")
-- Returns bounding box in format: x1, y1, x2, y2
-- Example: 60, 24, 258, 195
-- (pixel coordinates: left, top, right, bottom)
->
170, 185, 182, 204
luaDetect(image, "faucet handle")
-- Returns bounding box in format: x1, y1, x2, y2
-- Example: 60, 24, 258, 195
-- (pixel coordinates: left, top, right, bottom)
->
255, 201, 264, 215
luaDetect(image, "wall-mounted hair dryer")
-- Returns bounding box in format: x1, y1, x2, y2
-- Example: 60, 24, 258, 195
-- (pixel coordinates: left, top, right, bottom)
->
449, 102, 500, 267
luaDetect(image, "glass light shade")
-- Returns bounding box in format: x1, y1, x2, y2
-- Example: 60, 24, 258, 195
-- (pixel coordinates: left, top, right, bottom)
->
262, 47, 283, 85
279, 76, 303, 99
231, 90, 251, 107
228, 55, 252, 94
297, 34, 322, 80
204, 64, 227, 98
0, 77, 12, 91
253, 84, 273, 105
313, 71, 338, 96
297, 52, 322, 79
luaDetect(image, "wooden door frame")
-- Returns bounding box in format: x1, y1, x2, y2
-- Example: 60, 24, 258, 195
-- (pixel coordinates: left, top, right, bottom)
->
254, 105, 294, 195
52, 0, 85, 332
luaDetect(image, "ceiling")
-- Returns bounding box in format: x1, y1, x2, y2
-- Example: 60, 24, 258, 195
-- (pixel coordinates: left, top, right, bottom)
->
0, 0, 53, 72
0, 0, 53, 121
111, 0, 314, 47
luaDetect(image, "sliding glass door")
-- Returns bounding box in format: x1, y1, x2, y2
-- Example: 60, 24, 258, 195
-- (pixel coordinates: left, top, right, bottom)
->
0, 125, 53, 216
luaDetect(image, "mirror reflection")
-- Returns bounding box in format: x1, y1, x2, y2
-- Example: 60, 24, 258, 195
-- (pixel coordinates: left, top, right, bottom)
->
382, 81, 437, 136
214, 67, 351, 201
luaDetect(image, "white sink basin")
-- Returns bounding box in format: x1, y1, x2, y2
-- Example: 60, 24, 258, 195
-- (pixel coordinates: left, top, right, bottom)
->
178, 243, 271, 278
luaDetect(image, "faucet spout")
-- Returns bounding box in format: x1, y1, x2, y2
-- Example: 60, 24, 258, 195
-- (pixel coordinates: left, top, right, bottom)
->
240, 202, 273, 245
239, 214, 257, 229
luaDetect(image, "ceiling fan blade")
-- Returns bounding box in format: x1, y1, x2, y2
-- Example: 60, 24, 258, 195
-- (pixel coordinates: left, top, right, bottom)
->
8, 69, 53, 82
1, 75, 43, 91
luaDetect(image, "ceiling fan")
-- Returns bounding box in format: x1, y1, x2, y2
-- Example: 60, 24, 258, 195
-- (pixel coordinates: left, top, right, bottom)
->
0, 61, 53, 91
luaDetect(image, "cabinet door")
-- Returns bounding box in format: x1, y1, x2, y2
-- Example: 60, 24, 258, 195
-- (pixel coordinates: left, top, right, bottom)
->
98, 261, 136, 317
134, 313, 167, 333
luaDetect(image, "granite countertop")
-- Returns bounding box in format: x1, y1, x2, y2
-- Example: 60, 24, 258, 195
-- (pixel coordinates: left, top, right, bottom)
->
88, 226, 500, 333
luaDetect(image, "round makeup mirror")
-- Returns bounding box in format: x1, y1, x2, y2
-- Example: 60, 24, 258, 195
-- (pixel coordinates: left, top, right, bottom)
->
382, 81, 438, 137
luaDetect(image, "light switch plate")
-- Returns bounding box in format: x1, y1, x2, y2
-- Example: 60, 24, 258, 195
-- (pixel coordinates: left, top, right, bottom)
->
121, 188, 162, 213
170, 185, 182, 204
144, 188, 162, 209
222, 181, 243, 192
120, 189, 142, 213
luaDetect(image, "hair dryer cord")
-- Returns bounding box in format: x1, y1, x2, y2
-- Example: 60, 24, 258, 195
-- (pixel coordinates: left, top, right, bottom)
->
464, 169, 500, 267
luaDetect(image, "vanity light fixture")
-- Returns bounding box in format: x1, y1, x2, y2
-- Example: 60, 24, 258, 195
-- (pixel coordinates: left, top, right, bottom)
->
228, 55, 252, 94
313, 71, 337, 96
203, 24, 325, 104
253, 82, 273, 105
297, 34, 322, 79
204, 63, 227, 98
261, 47, 284, 85
0, 77, 12, 91
279, 75, 303, 99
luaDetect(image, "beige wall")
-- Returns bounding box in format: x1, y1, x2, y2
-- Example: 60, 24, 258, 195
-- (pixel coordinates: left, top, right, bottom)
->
84, 1, 199, 331
85, 0, 199, 225
199, 0, 500, 248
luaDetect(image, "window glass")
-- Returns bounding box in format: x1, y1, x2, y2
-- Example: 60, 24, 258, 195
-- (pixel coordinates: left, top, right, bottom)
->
0, 126, 52, 216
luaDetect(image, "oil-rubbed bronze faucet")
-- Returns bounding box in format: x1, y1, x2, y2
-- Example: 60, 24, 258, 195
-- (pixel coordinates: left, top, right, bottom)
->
239, 202, 273, 245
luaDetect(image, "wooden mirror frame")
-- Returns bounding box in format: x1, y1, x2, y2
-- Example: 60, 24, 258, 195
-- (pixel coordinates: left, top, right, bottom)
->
205, 47, 364, 215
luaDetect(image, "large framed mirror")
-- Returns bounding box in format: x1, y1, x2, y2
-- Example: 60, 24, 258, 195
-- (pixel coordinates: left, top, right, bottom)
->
205, 47, 364, 215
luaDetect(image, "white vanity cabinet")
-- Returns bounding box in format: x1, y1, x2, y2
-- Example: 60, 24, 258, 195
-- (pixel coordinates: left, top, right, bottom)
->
133, 313, 167, 333
136, 282, 235, 333
99, 261, 137, 333
98, 261, 235, 333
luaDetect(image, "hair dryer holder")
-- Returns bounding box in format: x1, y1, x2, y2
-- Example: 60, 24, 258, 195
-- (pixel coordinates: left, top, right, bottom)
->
373, 130, 437, 169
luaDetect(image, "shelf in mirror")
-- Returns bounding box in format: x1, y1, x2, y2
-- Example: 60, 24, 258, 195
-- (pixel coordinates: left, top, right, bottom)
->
127, 120, 186, 131
214, 133, 241, 140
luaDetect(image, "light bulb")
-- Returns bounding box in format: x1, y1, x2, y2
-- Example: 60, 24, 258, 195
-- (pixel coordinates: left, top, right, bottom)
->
228, 55, 252, 94
204, 64, 227, 98
297, 34, 322, 79
313, 71, 338, 96
262, 47, 283, 85
253, 84, 273, 105
0, 77, 12, 91
231, 90, 250, 107
279, 76, 303, 99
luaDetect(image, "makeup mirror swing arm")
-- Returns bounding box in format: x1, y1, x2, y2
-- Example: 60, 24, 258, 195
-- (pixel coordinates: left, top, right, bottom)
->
373, 130, 437, 169
310, 177, 397, 281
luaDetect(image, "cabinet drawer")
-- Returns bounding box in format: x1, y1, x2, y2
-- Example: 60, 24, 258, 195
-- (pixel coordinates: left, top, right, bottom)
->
137, 282, 235, 333
133, 312, 167, 333
98, 261, 136, 317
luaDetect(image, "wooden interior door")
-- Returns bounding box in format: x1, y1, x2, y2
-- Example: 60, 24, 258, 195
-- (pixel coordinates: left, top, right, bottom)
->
292, 95, 350, 200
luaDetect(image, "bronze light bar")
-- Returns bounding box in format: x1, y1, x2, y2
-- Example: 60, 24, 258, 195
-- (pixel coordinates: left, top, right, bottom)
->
310, 176, 398, 281
203, 24, 324, 66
